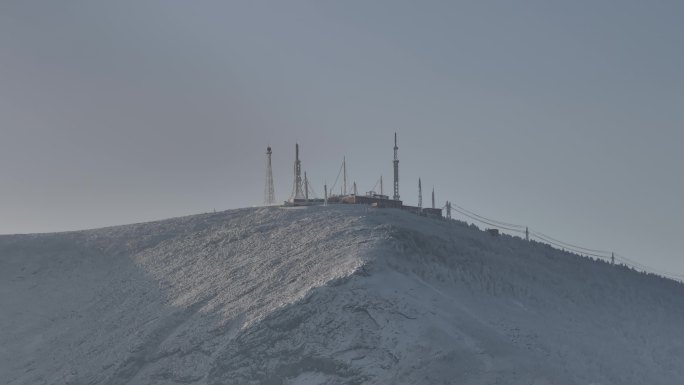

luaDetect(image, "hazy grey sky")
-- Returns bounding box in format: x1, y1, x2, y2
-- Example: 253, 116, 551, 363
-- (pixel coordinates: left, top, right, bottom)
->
1, 1, 683, 275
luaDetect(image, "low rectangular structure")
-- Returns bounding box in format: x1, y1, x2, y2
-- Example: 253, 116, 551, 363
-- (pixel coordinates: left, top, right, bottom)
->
351, 195, 403, 208
402, 205, 442, 218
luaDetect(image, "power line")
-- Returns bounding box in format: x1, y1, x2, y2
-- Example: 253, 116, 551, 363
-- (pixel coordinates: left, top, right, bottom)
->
531, 232, 611, 257
329, 160, 344, 194
615, 253, 684, 279
532, 231, 612, 255
451, 203, 526, 229
306, 179, 320, 199
446, 199, 684, 283
450, 206, 525, 233
530, 233, 610, 260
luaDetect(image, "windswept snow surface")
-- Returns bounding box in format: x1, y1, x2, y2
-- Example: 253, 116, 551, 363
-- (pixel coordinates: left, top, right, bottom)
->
2, 205, 683, 385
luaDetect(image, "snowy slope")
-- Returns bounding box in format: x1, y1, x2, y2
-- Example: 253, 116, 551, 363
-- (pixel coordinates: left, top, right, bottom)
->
2, 205, 683, 385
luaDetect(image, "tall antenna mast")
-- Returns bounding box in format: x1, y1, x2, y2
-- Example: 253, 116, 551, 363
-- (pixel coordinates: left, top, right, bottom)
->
264, 146, 275, 205
393, 133, 400, 200
304, 171, 309, 201
431, 187, 435, 209
343, 157, 347, 195
418, 178, 422, 208
290, 143, 305, 201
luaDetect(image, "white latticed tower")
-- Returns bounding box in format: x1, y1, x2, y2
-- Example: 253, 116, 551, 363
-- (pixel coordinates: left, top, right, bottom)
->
264, 146, 275, 205
289, 143, 305, 201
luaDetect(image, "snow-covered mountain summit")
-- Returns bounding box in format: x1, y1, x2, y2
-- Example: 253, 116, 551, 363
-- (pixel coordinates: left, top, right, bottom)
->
2, 205, 683, 385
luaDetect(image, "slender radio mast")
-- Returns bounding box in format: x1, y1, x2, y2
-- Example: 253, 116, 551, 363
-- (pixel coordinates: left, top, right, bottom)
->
393, 133, 400, 200
290, 143, 305, 201
418, 178, 422, 208
343, 157, 347, 195
431, 187, 435, 209
264, 146, 275, 205
304, 171, 309, 201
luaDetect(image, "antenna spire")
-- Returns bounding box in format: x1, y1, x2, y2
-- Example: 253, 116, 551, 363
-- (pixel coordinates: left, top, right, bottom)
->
304, 171, 309, 201
431, 186, 435, 209
290, 143, 305, 201
343, 157, 347, 195
393, 133, 400, 200
418, 178, 422, 208
264, 146, 275, 205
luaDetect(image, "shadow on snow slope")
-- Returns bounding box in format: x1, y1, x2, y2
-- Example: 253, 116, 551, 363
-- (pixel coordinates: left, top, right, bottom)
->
2, 205, 684, 385
208, 208, 684, 385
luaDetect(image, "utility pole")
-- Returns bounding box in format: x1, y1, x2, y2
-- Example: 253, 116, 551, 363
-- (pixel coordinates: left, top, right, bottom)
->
264, 146, 275, 205
393, 133, 400, 200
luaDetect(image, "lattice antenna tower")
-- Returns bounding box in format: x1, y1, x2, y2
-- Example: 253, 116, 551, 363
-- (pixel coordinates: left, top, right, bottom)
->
290, 143, 305, 201
264, 146, 276, 205
393, 133, 400, 200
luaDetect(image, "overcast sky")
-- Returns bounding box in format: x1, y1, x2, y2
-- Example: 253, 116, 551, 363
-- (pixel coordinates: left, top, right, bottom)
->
1, 1, 682, 276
